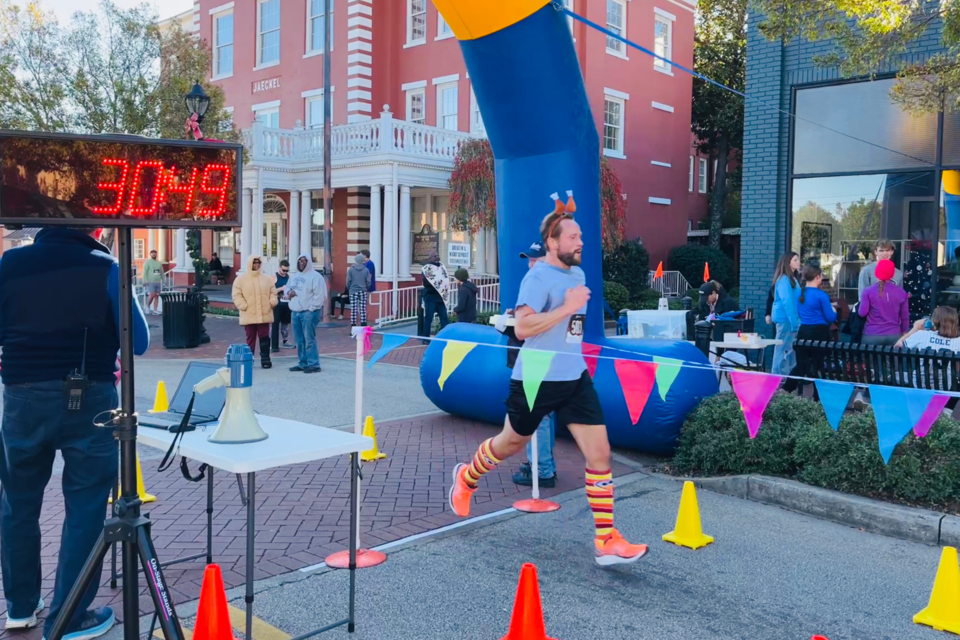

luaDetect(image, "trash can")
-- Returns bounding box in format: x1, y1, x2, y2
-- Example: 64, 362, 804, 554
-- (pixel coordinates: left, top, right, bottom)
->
160, 291, 203, 349
694, 320, 713, 358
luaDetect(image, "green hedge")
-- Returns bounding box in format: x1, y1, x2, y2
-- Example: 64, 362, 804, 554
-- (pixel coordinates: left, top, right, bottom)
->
604, 281, 630, 316
603, 240, 650, 306
669, 245, 736, 290
672, 392, 960, 511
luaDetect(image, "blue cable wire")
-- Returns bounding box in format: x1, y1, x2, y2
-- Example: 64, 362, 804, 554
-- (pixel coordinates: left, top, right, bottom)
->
554, 3, 937, 168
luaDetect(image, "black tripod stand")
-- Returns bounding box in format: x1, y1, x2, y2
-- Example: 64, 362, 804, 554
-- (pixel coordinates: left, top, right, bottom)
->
47, 227, 186, 640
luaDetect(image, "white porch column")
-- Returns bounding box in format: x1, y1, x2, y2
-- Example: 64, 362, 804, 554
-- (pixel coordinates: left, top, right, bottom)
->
476, 226, 486, 274
487, 227, 498, 274
369, 185, 382, 278
253, 172, 264, 258
174, 229, 190, 272
399, 185, 412, 278
289, 190, 301, 262
147, 230, 156, 255
158, 230, 168, 262
240, 188, 253, 273
382, 181, 396, 277
300, 190, 312, 261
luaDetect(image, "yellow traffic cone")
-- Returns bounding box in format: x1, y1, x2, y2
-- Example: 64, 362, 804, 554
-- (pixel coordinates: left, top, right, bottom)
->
149, 381, 169, 413
110, 454, 157, 504
914, 546, 960, 634
663, 481, 714, 550
360, 416, 386, 462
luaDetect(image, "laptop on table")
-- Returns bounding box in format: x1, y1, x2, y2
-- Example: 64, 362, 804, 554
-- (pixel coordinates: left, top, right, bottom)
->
139, 362, 226, 431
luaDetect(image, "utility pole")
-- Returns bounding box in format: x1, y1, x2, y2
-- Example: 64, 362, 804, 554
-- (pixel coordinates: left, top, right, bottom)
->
322, 0, 334, 322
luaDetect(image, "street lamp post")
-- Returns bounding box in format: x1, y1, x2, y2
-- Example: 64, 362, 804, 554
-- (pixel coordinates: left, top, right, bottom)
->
322, 0, 334, 322
184, 81, 212, 343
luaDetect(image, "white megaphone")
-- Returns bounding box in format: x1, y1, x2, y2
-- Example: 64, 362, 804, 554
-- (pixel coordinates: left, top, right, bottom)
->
193, 344, 269, 444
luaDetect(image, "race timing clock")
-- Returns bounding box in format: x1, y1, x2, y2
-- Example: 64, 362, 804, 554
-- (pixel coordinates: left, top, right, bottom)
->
0, 130, 242, 228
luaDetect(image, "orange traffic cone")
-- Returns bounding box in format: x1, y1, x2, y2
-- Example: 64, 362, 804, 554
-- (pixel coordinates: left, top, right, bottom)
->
193, 565, 236, 640
501, 564, 558, 640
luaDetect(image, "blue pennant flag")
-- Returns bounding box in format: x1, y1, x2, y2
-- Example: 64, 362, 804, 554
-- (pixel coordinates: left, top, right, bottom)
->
868, 386, 934, 463
815, 380, 855, 431
368, 334, 410, 368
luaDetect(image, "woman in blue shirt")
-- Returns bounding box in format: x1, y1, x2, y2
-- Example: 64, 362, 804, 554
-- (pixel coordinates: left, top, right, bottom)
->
771, 252, 801, 375
783, 263, 837, 396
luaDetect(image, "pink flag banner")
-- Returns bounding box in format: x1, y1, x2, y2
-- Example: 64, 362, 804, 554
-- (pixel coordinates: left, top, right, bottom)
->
914, 394, 950, 438
582, 343, 603, 378
730, 370, 783, 439
613, 360, 658, 425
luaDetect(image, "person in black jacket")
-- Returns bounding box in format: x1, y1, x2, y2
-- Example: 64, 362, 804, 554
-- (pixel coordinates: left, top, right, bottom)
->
697, 280, 738, 320
453, 268, 478, 323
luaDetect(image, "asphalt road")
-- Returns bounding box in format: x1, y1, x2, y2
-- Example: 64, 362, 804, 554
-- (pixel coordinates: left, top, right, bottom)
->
239, 472, 945, 640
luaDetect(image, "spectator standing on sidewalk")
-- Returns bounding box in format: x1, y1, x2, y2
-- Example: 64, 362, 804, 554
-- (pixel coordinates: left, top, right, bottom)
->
141, 249, 168, 315
361, 249, 376, 293
271, 259, 293, 352
453, 269, 478, 323
420, 252, 450, 338
287, 253, 327, 373
346, 253, 371, 327
232, 255, 278, 369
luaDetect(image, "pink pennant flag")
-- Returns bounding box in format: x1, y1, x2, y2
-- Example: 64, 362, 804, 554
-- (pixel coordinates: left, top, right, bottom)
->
360, 326, 373, 356
730, 370, 783, 439
914, 394, 950, 438
614, 360, 658, 425
582, 343, 603, 378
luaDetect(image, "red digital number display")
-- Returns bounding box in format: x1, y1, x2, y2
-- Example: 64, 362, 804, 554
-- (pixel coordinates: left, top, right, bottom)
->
0, 132, 241, 229
90, 158, 233, 219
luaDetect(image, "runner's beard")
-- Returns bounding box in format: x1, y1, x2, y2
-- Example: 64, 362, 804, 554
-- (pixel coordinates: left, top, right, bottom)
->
558, 249, 581, 267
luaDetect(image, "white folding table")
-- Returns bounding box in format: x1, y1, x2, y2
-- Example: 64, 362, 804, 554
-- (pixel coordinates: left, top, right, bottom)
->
137, 416, 372, 639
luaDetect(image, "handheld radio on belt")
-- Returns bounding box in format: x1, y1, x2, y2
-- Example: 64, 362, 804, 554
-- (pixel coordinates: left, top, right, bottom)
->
63, 328, 89, 411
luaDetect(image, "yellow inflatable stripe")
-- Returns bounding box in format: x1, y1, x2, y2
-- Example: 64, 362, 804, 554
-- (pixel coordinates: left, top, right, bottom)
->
431, 0, 552, 40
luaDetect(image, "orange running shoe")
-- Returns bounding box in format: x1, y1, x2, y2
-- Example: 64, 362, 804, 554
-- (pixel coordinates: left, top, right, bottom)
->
594, 529, 648, 566
448, 463, 477, 517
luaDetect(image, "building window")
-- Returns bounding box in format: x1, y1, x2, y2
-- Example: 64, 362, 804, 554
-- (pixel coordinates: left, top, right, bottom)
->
470, 88, 485, 136
437, 11, 452, 38
256, 108, 280, 128
257, 0, 281, 66
134, 238, 145, 260
213, 12, 233, 77
437, 83, 458, 131
602, 97, 624, 158
689, 155, 694, 192
307, 0, 332, 54
306, 96, 330, 129
698, 158, 708, 193
407, 0, 426, 45
406, 88, 425, 125
606, 0, 625, 56
654, 14, 673, 71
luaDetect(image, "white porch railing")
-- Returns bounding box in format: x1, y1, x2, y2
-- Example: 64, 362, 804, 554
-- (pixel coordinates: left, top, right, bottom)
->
369, 275, 501, 328
649, 271, 691, 298
242, 107, 478, 167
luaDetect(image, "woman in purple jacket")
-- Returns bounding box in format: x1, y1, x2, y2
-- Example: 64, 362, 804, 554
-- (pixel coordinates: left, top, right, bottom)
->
857, 259, 909, 346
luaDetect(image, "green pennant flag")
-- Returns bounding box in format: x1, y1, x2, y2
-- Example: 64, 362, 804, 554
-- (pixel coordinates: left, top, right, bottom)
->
653, 356, 683, 402
520, 349, 555, 411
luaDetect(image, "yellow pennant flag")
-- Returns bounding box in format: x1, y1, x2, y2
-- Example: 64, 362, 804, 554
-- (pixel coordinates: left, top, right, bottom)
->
437, 340, 477, 391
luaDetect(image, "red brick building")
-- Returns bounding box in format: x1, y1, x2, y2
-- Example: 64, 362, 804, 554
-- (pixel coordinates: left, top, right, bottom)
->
155, 0, 698, 291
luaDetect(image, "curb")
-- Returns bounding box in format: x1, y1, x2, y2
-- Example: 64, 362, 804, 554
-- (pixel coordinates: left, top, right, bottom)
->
691, 474, 960, 547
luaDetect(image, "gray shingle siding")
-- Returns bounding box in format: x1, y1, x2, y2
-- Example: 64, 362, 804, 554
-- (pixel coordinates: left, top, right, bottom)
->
741, 10, 946, 334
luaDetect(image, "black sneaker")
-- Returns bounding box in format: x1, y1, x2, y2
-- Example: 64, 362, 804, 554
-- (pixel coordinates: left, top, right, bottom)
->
303, 366, 321, 373
512, 463, 556, 487
289, 365, 303, 372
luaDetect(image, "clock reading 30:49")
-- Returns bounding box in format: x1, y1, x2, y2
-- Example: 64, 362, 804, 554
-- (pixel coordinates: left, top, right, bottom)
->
0, 131, 242, 229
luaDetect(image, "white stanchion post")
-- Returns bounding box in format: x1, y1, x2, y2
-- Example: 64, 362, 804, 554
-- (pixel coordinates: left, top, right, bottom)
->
354, 329, 363, 550
530, 430, 539, 501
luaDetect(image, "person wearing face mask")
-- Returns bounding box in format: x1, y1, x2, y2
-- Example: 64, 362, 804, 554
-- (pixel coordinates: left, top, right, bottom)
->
232, 255, 278, 369
271, 259, 293, 352
286, 253, 327, 374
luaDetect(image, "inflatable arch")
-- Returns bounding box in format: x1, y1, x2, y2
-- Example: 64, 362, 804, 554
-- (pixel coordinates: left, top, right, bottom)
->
418, 0, 719, 455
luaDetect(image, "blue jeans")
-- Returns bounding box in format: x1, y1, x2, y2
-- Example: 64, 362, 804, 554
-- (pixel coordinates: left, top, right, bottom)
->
0, 381, 118, 635
773, 323, 797, 376
525, 413, 556, 478
293, 309, 321, 368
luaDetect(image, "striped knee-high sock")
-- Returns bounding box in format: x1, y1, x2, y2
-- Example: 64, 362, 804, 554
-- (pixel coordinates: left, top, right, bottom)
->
463, 438, 502, 488
585, 468, 614, 540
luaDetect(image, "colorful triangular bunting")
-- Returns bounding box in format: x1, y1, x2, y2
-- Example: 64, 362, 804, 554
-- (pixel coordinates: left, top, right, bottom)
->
367, 334, 409, 368
915, 394, 950, 438
437, 341, 476, 391
520, 350, 555, 411
582, 343, 602, 378
652, 356, 683, 402
613, 360, 658, 425
730, 371, 782, 439
814, 380, 855, 431
869, 386, 934, 463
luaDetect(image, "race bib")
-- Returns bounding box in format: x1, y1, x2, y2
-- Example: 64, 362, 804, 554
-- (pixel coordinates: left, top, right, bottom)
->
566, 314, 585, 344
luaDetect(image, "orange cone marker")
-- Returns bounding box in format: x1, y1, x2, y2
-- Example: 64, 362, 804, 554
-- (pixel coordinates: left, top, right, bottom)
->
193, 565, 236, 640
501, 564, 558, 640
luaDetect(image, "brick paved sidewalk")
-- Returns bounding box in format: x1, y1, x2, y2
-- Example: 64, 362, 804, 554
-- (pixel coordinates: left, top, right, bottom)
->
0, 414, 632, 639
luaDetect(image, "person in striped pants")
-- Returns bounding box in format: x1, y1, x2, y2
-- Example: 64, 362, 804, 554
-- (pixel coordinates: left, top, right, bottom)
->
347, 253, 372, 327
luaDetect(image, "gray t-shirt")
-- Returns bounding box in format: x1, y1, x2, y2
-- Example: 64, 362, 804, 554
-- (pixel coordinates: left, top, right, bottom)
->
858, 261, 903, 297
511, 261, 588, 382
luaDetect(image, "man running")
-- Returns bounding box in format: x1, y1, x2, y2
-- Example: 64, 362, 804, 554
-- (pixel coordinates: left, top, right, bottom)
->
448, 194, 648, 566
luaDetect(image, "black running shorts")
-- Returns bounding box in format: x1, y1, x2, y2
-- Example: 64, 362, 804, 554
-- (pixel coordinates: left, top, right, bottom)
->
505, 371, 605, 437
